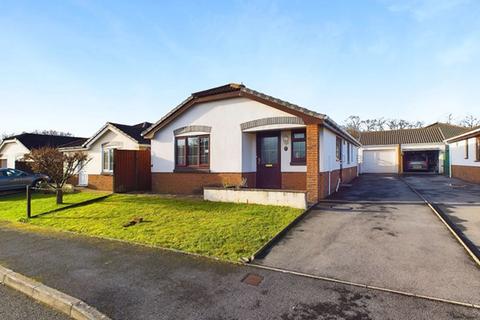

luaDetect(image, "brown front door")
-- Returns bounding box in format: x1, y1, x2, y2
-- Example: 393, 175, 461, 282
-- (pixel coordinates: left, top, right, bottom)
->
256, 131, 281, 189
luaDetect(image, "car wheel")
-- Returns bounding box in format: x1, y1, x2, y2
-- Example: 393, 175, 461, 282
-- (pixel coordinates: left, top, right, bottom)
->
32, 179, 45, 189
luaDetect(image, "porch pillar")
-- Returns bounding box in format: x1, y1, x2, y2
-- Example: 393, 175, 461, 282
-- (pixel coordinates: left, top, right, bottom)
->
306, 124, 320, 204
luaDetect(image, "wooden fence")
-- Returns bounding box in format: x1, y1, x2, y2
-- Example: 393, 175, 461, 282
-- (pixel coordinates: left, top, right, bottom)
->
114, 149, 151, 193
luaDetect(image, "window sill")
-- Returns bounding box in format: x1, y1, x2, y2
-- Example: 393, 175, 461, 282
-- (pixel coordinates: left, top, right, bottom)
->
290, 162, 306, 166
174, 167, 211, 173
101, 171, 113, 176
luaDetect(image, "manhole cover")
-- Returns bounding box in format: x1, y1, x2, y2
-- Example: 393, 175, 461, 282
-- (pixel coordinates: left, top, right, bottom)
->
242, 273, 263, 286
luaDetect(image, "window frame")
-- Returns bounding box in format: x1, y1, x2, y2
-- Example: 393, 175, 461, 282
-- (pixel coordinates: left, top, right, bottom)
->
290, 129, 306, 165
476, 137, 480, 162
102, 147, 115, 173
175, 134, 210, 169
347, 143, 351, 164
465, 139, 469, 159
336, 137, 342, 162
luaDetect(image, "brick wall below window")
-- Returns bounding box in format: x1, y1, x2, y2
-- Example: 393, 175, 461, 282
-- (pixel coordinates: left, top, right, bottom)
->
451, 165, 480, 184
88, 174, 114, 191
281, 172, 306, 190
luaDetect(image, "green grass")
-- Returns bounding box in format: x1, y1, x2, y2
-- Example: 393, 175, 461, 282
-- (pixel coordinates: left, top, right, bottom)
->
0, 191, 110, 221
0, 193, 302, 261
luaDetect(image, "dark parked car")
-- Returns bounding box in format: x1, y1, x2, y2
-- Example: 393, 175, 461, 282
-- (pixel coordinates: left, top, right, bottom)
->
0, 168, 49, 191
406, 154, 428, 171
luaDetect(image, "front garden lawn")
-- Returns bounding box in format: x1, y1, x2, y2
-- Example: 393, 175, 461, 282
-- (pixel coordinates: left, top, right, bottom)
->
0, 191, 110, 221
1, 193, 303, 261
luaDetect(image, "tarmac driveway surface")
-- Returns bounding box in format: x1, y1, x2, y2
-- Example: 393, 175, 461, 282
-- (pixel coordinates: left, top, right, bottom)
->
403, 174, 480, 253
254, 175, 480, 306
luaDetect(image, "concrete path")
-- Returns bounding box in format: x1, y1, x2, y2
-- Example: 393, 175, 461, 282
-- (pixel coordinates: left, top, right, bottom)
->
0, 223, 478, 320
0, 284, 68, 320
254, 175, 480, 306
403, 175, 480, 252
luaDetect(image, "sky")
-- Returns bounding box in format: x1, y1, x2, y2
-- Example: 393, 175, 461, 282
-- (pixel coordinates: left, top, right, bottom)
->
1, 0, 479, 137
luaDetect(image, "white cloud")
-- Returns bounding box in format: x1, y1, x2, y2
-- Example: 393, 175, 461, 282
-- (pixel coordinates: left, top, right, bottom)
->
385, 0, 470, 21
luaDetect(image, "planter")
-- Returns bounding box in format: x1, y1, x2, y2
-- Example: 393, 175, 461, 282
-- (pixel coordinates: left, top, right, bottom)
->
204, 187, 307, 209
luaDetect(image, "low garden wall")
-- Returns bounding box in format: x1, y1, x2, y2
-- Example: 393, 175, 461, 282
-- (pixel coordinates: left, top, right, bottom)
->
204, 187, 307, 209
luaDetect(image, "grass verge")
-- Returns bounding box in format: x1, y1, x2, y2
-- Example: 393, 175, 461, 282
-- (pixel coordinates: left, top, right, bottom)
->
0, 193, 303, 261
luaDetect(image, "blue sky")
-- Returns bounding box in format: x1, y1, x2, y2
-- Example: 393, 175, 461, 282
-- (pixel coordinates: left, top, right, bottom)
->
1, 0, 479, 137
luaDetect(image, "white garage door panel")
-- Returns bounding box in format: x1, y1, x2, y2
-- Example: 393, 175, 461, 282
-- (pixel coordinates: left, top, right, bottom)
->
362, 150, 397, 173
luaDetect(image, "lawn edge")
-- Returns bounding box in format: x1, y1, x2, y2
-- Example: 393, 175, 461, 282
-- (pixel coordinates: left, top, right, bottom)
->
0, 264, 110, 319
245, 205, 315, 262
400, 177, 480, 267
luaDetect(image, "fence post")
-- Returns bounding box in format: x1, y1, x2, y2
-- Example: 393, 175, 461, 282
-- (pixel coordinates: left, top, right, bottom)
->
26, 185, 31, 219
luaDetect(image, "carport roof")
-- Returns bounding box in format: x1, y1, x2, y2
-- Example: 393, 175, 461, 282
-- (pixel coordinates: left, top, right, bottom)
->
359, 123, 471, 146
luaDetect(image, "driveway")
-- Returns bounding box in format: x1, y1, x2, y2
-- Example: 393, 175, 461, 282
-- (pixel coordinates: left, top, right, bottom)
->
0, 222, 479, 319
403, 174, 480, 253
254, 175, 480, 306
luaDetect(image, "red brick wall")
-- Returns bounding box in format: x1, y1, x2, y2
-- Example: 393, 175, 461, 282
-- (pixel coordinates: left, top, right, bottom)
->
451, 165, 480, 184
318, 166, 358, 199
152, 172, 255, 194
281, 172, 306, 190
306, 124, 320, 203
88, 174, 114, 191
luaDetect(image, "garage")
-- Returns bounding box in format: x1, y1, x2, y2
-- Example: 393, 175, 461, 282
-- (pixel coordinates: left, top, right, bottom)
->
402, 150, 439, 173
361, 149, 398, 173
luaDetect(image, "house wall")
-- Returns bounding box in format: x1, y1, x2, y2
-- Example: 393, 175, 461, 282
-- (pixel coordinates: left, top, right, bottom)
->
318, 127, 359, 197
151, 97, 294, 173
449, 136, 480, 183
83, 128, 141, 175
0, 141, 30, 168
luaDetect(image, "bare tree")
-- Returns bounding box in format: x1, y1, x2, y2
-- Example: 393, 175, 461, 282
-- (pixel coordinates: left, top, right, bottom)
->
25, 147, 89, 204
343, 116, 362, 138
460, 115, 480, 128
30, 130, 73, 136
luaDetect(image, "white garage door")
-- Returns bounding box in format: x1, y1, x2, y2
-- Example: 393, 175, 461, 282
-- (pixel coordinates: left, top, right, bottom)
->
362, 150, 398, 173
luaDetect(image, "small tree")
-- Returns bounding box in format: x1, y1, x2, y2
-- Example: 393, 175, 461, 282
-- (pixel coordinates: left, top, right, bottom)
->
25, 147, 89, 204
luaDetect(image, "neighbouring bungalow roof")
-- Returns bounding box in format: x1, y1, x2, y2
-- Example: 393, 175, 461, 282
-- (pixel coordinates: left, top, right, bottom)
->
109, 122, 152, 145
1, 133, 86, 151
445, 126, 480, 143
359, 123, 471, 146
142, 83, 360, 146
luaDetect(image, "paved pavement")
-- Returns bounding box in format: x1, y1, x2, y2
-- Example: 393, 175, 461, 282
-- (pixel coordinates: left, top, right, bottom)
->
254, 175, 480, 306
0, 223, 478, 319
403, 175, 480, 252
0, 284, 68, 320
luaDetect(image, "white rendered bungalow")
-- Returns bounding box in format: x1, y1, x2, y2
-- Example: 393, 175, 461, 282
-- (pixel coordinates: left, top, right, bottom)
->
446, 126, 480, 184
142, 83, 360, 204
60, 122, 151, 190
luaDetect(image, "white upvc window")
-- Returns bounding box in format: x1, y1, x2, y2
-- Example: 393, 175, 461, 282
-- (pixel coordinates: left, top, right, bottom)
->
102, 147, 115, 173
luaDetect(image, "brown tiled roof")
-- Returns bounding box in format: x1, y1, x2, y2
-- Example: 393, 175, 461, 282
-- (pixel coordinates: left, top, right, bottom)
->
143, 83, 360, 146
359, 122, 471, 146
424, 122, 471, 139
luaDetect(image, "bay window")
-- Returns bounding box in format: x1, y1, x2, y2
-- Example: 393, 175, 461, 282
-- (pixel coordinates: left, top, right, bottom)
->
175, 135, 210, 168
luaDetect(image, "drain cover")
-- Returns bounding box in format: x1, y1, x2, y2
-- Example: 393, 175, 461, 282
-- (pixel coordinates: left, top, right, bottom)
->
242, 273, 263, 286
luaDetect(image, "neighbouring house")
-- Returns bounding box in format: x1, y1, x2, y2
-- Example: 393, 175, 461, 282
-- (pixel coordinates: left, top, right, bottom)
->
358, 123, 471, 175
445, 126, 480, 184
0, 133, 86, 170
142, 83, 360, 204
60, 122, 152, 191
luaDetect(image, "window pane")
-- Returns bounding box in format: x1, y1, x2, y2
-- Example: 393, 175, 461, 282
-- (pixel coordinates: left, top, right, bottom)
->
109, 149, 114, 171
336, 137, 342, 160
103, 150, 109, 170
293, 132, 305, 139
261, 136, 278, 164
176, 139, 186, 165
188, 137, 199, 165
200, 137, 209, 165
292, 141, 305, 161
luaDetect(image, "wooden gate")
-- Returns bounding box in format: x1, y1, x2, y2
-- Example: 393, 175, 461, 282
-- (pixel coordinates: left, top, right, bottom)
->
114, 149, 151, 193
